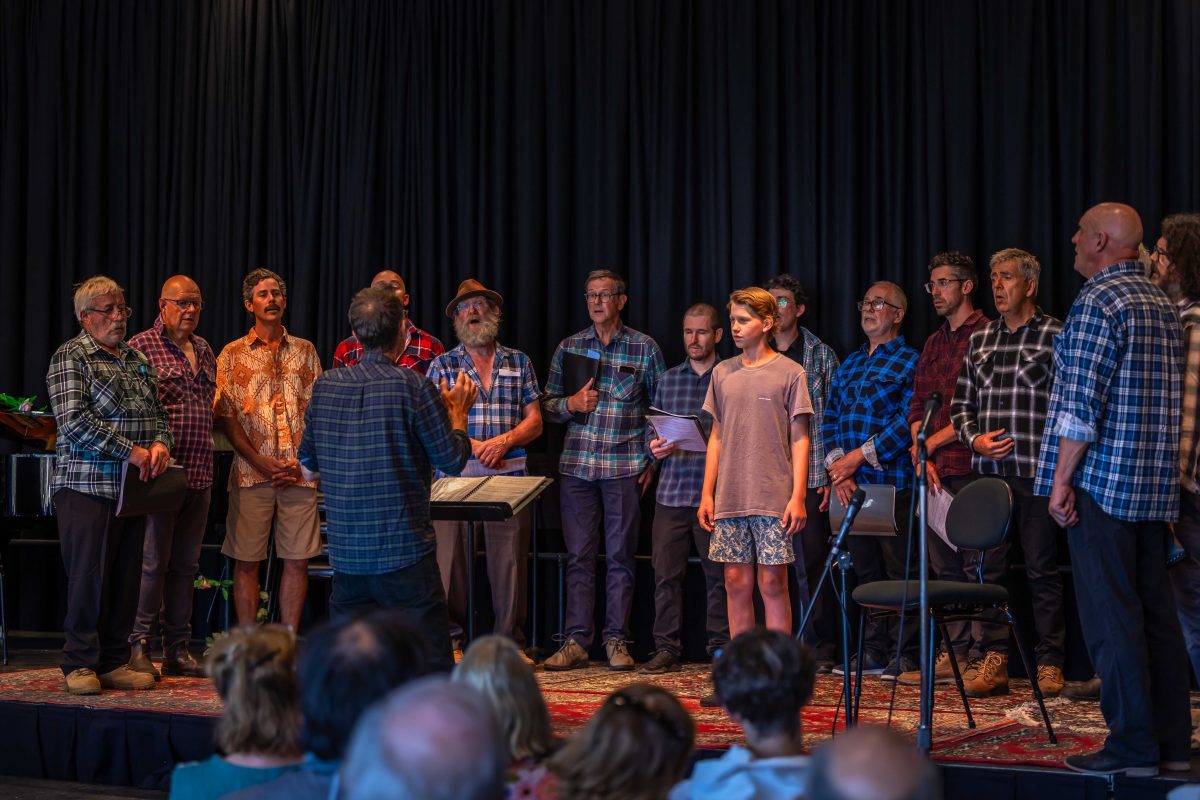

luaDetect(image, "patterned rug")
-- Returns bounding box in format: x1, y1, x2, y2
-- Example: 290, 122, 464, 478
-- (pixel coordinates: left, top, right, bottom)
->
0, 665, 1112, 768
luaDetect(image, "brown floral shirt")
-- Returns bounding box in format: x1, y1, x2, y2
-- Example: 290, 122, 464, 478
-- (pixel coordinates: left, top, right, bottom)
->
215, 327, 321, 488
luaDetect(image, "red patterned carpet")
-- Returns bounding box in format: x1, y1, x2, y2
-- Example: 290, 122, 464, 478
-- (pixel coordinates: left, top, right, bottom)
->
0, 664, 1110, 768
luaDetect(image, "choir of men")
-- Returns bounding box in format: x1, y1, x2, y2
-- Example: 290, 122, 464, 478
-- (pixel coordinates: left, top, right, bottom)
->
44, 208, 1200, 775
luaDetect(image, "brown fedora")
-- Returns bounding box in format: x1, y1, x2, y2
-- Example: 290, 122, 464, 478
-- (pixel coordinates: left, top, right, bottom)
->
445, 279, 503, 317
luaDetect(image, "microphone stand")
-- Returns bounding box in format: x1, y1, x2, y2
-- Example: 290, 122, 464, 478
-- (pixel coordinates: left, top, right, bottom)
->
915, 420, 934, 753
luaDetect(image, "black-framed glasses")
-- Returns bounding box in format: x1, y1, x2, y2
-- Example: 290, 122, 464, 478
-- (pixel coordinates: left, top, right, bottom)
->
85, 305, 133, 319
607, 692, 686, 741
924, 278, 966, 294
1152, 245, 1171, 259
856, 298, 901, 312
162, 298, 203, 311
584, 290, 621, 304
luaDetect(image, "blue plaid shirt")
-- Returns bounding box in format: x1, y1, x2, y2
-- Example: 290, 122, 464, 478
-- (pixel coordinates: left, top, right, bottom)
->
297, 351, 471, 575
822, 336, 919, 490
543, 323, 665, 480
1035, 261, 1182, 522
648, 359, 716, 508
426, 343, 541, 478
781, 326, 841, 488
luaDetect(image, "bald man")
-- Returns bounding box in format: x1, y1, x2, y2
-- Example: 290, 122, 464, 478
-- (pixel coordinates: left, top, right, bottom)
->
1036, 203, 1191, 775
126, 275, 216, 678
332, 270, 444, 374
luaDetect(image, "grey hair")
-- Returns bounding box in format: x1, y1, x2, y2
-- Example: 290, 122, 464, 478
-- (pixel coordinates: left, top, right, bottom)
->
988, 248, 1041, 283
348, 288, 404, 352
870, 280, 908, 312
73, 276, 124, 320
585, 269, 627, 296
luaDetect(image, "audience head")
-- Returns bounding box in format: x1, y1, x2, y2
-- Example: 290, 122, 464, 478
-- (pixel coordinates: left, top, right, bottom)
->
452, 635, 555, 763
807, 725, 940, 800
340, 676, 506, 800
1072, 202, 1143, 278
549, 683, 695, 800
348, 287, 405, 353
299, 609, 430, 761
713, 627, 816, 741
73, 275, 128, 350
1156, 212, 1200, 301
208, 625, 301, 759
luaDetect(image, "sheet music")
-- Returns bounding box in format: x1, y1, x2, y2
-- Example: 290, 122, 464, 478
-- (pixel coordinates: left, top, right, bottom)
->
430, 477, 481, 503
918, 486, 956, 552
646, 413, 708, 452
462, 475, 548, 505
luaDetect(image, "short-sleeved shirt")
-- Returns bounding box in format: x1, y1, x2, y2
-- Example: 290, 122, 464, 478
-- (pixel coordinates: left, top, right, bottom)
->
426, 342, 541, 477
702, 354, 812, 519
128, 317, 217, 489
215, 328, 322, 489
779, 326, 841, 488
46, 332, 174, 500
332, 321, 444, 375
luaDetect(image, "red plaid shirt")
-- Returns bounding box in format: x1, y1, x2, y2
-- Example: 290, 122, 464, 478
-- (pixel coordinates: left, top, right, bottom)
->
907, 309, 988, 478
332, 321, 444, 375
128, 317, 217, 489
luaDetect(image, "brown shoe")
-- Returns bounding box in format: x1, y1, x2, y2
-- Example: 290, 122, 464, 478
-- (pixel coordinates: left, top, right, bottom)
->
129, 639, 161, 680
65, 668, 101, 696
963, 651, 1008, 697
1036, 664, 1066, 697
98, 664, 156, 691
963, 656, 982, 682
161, 644, 206, 678
543, 639, 589, 671
1061, 676, 1101, 701
605, 638, 635, 672
897, 650, 965, 686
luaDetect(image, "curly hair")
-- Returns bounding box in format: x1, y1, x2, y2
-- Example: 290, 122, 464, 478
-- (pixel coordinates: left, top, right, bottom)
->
1163, 213, 1200, 301
241, 268, 287, 304
764, 274, 809, 306
928, 250, 977, 285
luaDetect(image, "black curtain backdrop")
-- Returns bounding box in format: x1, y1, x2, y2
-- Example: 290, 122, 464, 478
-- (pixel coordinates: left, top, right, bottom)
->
2, 0, 1200, 401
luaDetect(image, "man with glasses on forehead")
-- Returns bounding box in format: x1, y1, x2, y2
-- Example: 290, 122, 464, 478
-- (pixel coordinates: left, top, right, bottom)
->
125, 276, 216, 679
823, 282, 919, 679
541, 269, 665, 671
332, 270, 444, 374
47, 276, 172, 694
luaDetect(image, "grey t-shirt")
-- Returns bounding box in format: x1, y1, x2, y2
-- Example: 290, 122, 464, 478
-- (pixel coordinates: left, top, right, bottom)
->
702, 353, 812, 519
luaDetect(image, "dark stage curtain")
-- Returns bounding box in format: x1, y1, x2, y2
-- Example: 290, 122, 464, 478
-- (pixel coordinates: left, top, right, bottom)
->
2, 0, 1200, 398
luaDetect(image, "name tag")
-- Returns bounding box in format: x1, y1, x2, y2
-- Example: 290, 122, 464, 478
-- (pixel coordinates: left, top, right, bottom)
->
587, 349, 601, 360
498, 368, 520, 378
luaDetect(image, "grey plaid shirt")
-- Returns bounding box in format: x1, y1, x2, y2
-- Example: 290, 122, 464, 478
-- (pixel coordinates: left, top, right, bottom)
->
47, 331, 173, 499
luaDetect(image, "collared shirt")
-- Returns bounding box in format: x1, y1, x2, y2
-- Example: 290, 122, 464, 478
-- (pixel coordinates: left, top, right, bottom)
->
215, 328, 322, 489
128, 317, 217, 489
426, 342, 541, 477
297, 351, 471, 575
1177, 299, 1200, 494
332, 321, 444, 375
951, 309, 1061, 478
907, 309, 988, 478
543, 323, 665, 481
822, 336, 919, 490
649, 359, 717, 508
46, 332, 174, 499
780, 327, 842, 488
1035, 262, 1182, 522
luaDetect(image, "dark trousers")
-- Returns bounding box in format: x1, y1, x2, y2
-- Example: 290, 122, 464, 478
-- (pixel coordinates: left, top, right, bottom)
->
1070, 489, 1191, 763
330, 551, 454, 672
1169, 491, 1200, 684
435, 511, 531, 649
650, 503, 728, 657
130, 486, 211, 649
792, 488, 837, 660
847, 488, 918, 660
926, 474, 981, 657
53, 488, 145, 676
559, 474, 641, 649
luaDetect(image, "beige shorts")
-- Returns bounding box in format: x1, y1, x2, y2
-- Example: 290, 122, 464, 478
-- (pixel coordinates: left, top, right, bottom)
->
222, 483, 321, 562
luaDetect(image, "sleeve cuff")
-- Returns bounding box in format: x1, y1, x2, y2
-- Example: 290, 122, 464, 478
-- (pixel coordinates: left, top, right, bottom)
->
824, 448, 845, 469
862, 438, 882, 470
1054, 413, 1098, 443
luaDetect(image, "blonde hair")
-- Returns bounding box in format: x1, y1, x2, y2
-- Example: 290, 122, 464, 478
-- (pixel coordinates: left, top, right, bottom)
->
73, 276, 124, 320
549, 683, 694, 800
208, 625, 301, 757
727, 287, 779, 331
452, 635, 554, 762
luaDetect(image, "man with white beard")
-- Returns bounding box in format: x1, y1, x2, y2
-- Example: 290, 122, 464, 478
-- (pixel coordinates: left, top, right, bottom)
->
428, 280, 543, 659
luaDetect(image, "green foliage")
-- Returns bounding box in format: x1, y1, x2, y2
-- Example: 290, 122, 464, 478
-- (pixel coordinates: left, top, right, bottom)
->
0, 393, 47, 413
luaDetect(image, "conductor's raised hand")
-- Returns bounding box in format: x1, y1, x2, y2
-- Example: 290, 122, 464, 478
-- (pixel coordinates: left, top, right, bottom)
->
567, 377, 599, 415
440, 373, 479, 420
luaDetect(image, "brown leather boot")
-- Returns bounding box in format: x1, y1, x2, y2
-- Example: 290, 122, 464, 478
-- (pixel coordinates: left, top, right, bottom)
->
963, 651, 1009, 697
161, 643, 206, 678
128, 639, 161, 680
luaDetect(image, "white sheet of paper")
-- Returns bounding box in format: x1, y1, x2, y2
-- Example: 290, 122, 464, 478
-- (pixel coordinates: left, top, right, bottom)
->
646, 414, 708, 452
919, 486, 956, 551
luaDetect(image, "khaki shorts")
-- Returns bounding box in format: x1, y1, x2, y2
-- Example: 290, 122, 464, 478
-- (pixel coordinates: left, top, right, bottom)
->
222, 483, 321, 562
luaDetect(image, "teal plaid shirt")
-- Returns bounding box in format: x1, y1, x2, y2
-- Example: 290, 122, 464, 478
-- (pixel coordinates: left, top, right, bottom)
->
543, 323, 665, 480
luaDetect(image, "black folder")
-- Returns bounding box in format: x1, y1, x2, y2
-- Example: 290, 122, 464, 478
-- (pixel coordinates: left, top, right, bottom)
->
562, 350, 601, 424
116, 462, 188, 518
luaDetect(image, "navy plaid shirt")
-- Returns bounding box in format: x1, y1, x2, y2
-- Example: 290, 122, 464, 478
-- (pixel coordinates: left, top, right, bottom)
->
1035, 262, 1182, 522
780, 327, 841, 488
648, 359, 716, 508
822, 336, 919, 490
298, 350, 471, 575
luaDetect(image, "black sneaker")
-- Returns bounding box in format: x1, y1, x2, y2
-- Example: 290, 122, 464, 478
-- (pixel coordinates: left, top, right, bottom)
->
880, 655, 919, 682
639, 650, 681, 674
832, 653, 886, 676
1064, 749, 1158, 777
815, 659, 835, 675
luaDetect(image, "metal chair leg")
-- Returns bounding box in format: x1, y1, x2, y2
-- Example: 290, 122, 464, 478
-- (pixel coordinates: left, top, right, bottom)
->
938, 618, 974, 727
852, 613, 867, 725
1005, 607, 1057, 743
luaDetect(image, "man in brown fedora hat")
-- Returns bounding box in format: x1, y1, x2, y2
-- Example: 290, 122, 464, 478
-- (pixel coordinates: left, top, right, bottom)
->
427, 279, 544, 659
333, 270, 444, 374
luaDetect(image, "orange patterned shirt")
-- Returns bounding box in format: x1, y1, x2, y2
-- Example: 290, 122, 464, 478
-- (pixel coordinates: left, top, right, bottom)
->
215, 327, 322, 488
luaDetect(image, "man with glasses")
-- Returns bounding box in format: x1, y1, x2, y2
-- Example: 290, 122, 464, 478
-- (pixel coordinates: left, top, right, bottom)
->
949, 248, 1068, 699
333, 270, 444, 374
47, 276, 172, 694
541, 269, 665, 670
823, 282, 919, 679
765, 274, 841, 673
427, 279, 543, 659
125, 276, 216, 679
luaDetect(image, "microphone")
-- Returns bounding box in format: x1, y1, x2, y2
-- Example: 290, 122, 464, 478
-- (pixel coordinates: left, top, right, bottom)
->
826, 488, 867, 567
916, 391, 942, 444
